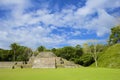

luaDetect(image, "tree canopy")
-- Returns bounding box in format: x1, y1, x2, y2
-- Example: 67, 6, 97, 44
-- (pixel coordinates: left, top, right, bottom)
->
37, 46, 46, 52
0, 43, 32, 61
109, 25, 120, 45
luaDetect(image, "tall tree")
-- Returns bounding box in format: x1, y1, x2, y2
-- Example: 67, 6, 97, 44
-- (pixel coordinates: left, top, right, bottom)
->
10, 43, 19, 61
87, 40, 105, 67
88, 40, 98, 67
10, 43, 32, 61
23, 47, 32, 63
109, 25, 120, 45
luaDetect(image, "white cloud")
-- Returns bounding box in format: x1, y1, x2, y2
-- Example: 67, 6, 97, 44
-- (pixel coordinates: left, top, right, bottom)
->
0, 0, 30, 13
67, 40, 87, 46
0, 0, 120, 49
0, 0, 27, 5
67, 39, 107, 47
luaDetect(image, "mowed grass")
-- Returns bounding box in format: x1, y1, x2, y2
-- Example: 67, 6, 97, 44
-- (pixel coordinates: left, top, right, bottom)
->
0, 68, 120, 80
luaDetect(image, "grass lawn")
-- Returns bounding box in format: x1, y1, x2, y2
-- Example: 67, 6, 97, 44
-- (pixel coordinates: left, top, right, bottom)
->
0, 67, 120, 80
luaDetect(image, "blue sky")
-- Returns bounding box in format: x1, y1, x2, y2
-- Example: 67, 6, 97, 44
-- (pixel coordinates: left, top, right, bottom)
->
0, 0, 120, 49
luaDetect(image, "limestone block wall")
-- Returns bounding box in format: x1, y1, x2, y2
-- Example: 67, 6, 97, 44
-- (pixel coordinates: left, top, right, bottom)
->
0, 62, 14, 68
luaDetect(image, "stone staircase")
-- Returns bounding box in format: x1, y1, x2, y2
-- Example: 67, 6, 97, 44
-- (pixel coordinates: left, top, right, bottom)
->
32, 52, 80, 68
55, 57, 80, 68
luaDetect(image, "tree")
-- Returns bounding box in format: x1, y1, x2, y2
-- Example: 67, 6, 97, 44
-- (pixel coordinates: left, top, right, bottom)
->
54, 46, 76, 60
37, 46, 46, 52
74, 45, 83, 58
10, 43, 20, 61
82, 43, 90, 54
109, 25, 120, 45
22, 47, 32, 64
51, 48, 56, 53
78, 53, 94, 66
87, 40, 105, 67
10, 43, 32, 61
88, 40, 98, 67
54, 45, 83, 62
75, 45, 81, 50
0, 43, 32, 61
60, 46, 75, 60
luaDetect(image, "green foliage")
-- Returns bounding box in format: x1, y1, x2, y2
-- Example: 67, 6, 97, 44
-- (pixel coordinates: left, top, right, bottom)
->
74, 54, 94, 66
82, 43, 106, 67
37, 46, 46, 52
109, 25, 120, 45
54, 45, 83, 61
53, 45, 84, 66
0, 49, 13, 61
51, 48, 56, 53
75, 45, 83, 58
89, 44, 105, 53
92, 43, 120, 68
53, 44, 106, 66
0, 43, 33, 61
55, 46, 76, 60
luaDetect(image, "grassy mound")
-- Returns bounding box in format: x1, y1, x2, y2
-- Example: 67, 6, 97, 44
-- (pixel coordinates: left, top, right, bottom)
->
0, 68, 120, 80
97, 43, 120, 68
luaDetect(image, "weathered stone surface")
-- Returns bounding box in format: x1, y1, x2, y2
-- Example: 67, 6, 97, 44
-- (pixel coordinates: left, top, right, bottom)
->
32, 52, 56, 68
32, 58, 55, 68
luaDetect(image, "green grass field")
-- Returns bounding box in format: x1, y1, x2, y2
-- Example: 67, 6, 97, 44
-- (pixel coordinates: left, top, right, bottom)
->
0, 68, 120, 80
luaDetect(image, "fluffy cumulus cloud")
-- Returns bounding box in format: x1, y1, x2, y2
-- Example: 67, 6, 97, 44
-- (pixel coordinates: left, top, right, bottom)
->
0, 0, 120, 49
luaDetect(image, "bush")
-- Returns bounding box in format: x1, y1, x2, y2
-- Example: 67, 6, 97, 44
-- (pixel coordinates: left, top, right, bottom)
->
74, 54, 94, 66
74, 58, 84, 65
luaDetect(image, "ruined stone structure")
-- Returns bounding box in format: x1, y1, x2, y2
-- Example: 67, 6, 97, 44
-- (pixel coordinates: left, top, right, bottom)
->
32, 52, 56, 68
32, 52, 80, 68
32, 58, 56, 68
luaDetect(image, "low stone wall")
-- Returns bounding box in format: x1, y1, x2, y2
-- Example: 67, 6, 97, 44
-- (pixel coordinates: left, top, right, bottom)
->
0, 62, 23, 68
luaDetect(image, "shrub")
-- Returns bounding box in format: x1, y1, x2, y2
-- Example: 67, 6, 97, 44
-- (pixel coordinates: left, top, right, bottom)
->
74, 54, 94, 66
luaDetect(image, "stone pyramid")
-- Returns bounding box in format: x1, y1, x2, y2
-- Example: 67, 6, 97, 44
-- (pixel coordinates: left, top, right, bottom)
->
32, 52, 56, 68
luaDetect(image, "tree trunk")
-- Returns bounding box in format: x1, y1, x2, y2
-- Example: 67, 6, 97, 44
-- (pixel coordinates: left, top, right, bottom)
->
94, 44, 98, 67
94, 57, 98, 67
14, 50, 15, 61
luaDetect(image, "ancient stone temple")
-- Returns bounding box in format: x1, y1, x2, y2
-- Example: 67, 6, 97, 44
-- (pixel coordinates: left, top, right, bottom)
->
32, 52, 80, 68
32, 52, 56, 68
